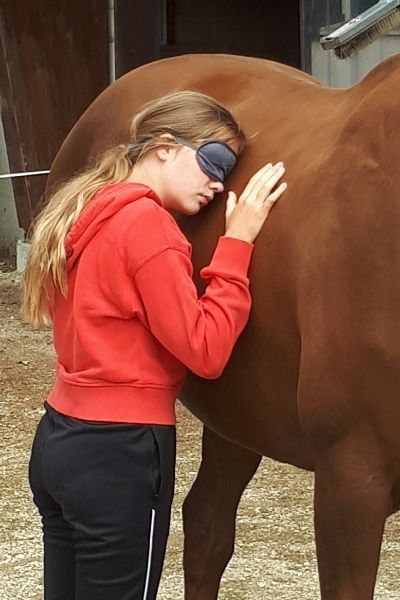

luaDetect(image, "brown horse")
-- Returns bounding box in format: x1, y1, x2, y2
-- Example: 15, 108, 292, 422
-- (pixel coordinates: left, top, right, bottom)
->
48, 53, 400, 599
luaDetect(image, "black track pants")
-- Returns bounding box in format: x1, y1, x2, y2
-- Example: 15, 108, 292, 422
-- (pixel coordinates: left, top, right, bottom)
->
29, 403, 176, 600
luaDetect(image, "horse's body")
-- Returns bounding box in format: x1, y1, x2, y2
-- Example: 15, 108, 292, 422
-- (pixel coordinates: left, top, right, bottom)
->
49, 54, 400, 599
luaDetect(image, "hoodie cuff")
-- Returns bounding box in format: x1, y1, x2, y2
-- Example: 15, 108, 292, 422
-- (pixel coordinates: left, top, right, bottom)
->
205, 235, 254, 277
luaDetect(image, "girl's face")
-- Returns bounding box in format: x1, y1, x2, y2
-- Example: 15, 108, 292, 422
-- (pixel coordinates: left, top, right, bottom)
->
157, 140, 238, 215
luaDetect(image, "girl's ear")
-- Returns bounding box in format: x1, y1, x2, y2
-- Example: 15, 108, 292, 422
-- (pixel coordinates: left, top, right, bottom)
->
156, 134, 178, 163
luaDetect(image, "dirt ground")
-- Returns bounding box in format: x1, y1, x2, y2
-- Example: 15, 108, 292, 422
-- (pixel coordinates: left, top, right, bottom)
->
0, 262, 399, 599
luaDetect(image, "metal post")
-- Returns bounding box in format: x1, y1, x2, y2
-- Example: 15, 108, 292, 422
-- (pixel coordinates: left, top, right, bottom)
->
108, 0, 116, 83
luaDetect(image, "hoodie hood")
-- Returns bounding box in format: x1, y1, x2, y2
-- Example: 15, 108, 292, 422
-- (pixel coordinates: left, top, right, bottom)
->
65, 182, 162, 271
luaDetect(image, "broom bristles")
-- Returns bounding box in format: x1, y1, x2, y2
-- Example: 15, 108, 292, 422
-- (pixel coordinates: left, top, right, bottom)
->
334, 11, 400, 59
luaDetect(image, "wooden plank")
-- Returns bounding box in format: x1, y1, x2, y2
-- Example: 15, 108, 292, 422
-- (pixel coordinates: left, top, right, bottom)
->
311, 41, 331, 85
357, 38, 384, 81
0, 0, 109, 232
329, 51, 356, 88
381, 32, 400, 60
0, 14, 34, 231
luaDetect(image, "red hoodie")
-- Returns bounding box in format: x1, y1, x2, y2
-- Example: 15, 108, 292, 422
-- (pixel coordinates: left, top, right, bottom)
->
47, 182, 254, 424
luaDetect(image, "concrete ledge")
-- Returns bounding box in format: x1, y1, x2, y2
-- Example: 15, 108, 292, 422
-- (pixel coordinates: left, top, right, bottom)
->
16, 240, 31, 273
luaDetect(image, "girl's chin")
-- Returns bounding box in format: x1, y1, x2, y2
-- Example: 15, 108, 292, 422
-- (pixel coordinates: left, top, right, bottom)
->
164, 199, 199, 216
184, 202, 203, 215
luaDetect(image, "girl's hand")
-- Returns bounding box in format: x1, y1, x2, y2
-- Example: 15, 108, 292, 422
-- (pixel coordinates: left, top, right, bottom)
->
224, 162, 287, 243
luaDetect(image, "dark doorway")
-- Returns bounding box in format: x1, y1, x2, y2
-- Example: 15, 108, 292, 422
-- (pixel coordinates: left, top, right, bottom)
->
115, 0, 301, 77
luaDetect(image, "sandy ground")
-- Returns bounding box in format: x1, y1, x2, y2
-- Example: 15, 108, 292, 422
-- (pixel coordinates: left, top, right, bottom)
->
0, 262, 399, 599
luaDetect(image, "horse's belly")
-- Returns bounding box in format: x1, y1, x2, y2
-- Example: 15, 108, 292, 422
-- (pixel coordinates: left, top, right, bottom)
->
180, 316, 314, 470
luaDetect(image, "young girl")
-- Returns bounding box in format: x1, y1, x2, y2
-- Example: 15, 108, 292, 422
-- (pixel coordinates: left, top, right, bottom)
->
22, 90, 286, 600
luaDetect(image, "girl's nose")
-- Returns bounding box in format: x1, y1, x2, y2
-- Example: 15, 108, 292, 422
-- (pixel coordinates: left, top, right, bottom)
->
210, 180, 224, 193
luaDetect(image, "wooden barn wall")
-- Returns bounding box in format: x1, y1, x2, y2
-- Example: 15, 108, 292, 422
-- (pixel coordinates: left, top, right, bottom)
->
0, 0, 109, 233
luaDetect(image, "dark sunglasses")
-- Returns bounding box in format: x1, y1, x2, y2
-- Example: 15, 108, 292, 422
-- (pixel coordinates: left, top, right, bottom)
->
174, 137, 238, 183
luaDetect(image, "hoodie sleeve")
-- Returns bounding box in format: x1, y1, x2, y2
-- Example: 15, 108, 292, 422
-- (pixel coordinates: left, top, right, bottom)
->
133, 236, 254, 379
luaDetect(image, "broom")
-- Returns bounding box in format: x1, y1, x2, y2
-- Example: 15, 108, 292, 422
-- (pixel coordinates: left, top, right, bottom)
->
320, 0, 400, 59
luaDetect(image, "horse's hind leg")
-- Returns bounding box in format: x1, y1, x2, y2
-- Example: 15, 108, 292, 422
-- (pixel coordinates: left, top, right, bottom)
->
183, 426, 261, 600
313, 438, 391, 600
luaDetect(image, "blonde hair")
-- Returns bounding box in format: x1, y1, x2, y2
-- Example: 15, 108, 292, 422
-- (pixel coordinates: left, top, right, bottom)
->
22, 90, 245, 327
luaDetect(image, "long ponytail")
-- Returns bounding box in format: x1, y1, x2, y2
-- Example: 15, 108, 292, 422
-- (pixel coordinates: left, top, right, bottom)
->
22, 145, 132, 327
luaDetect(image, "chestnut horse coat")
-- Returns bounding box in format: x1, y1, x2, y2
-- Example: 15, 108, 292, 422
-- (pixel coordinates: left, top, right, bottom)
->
49, 54, 400, 599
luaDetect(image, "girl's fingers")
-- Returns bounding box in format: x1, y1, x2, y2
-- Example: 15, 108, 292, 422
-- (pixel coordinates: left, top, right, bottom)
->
225, 191, 237, 218
249, 163, 273, 182
240, 162, 278, 198
259, 165, 285, 191
247, 165, 285, 203
263, 182, 287, 206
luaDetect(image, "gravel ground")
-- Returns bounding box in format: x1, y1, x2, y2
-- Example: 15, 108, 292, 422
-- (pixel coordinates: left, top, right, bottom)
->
0, 263, 399, 599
